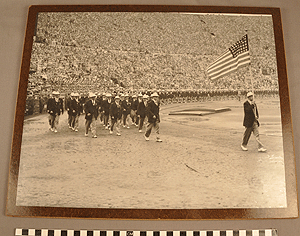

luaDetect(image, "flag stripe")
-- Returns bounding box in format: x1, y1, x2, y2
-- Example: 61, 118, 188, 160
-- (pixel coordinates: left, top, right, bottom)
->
208, 51, 250, 77
207, 52, 236, 74
208, 51, 250, 78
208, 51, 250, 80
209, 59, 250, 81
207, 50, 249, 73
207, 35, 251, 81
207, 50, 230, 70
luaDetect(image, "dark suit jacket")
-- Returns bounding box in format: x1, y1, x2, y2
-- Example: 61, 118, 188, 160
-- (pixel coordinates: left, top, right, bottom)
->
243, 100, 259, 128
131, 99, 139, 110
66, 98, 72, 114
84, 99, 98, 120
147, 100, 160, 123
101, 100, 111, 115
121, 100, 131, 114
47, 98, 64, 116
70, 99, 81, 116
137, 101, 148, 118
109, 102, 122, 120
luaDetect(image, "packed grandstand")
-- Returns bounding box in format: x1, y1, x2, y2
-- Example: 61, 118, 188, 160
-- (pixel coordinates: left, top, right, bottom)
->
25, 12, 279, 115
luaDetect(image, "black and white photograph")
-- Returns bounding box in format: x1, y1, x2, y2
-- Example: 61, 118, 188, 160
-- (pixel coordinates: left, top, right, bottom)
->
6, 5, 298, 219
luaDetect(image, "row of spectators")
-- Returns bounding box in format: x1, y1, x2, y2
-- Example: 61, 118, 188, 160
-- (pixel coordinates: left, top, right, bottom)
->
28, 41, 279, 96
25, 88, 279, 116
25, 11, 280, 115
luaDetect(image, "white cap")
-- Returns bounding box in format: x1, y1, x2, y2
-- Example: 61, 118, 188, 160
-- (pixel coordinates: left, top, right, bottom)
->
247, 92, 254, 97
52, 91, 60, 95
142, 94, 149, 99
89, 92, 96, 98
151, 92, 159, 97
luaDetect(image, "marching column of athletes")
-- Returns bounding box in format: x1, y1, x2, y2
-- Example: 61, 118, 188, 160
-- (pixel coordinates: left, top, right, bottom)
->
46, 90, 266, 151
46, 90, 162, 142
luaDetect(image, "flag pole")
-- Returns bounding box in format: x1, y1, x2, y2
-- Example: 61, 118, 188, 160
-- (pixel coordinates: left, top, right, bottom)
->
245, 31, 254, 93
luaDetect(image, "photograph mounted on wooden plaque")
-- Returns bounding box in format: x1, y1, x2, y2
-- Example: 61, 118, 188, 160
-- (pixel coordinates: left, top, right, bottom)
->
6, 5, 298, 219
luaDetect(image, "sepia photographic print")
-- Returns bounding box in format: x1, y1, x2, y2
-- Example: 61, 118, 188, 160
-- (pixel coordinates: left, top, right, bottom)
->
6, 5, 298, 219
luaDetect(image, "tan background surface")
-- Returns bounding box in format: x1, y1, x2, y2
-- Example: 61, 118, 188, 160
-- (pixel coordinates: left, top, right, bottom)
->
1, 0, 299, 235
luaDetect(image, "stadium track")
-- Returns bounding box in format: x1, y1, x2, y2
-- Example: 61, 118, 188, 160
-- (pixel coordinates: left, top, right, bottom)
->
16, 98, 286, 209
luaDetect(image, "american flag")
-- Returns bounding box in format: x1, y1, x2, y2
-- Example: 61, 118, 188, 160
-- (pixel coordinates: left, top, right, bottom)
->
207, 34, 251, 81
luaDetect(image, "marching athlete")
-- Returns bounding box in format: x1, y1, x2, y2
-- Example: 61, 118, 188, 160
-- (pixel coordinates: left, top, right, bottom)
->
84, 93, 98, 138
144, 92, 162, 142
137, 94, 148, 133
109, 95, 122, 136
241, 92, 267, 152
47, 91, 64, 133
70, 92, 81, 132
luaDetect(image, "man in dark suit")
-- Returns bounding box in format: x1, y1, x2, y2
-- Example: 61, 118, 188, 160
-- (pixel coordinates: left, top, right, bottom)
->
241, 92, 266, 152
70, 92, 81, 132
137, 94, 148, 133
47, 91, 64, 133
101, 93, 112, 130
84, 92, 98, 138
144, 92, 162, 142
66, 93, 74, 129
121, 94, 131, 128
130, 94, 139, 127
109, 95, 122, 136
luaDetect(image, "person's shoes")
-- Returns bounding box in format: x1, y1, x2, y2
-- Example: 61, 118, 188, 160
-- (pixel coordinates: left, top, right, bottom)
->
156, 138, 162, 142
50, 128, 54, 132
258, 147, 267, 152
105, 126, 108, 130
75, 129, 78, 132
85, 133, 88, 137
69, 126, 72, 129
72, 127, 75, 131
241, 145, 248, 151
144, 135, 150, 141
117, 133, 121, 136
110, 131, 113, 134
54, 129, 58, 133
92, 135, 97, 138
127, 126, 130, 129
139, 130, 142, 133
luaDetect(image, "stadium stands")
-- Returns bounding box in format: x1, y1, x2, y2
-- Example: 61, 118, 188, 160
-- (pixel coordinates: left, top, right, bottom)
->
25, 12, 279, 115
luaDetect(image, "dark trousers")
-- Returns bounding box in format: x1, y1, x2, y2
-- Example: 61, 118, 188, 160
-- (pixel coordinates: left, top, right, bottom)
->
122, 113, 130, 127
103, 114, 109, 127
145, 121, 160, 139
242, 121, 264, 148
68, 113, 72, 126
85, 117, 96, 136
138, 116, 145, 131
111, 118, 121, 134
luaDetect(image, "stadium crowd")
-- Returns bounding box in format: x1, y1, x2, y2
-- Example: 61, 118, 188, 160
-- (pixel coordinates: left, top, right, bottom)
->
25, 12, 279, 116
